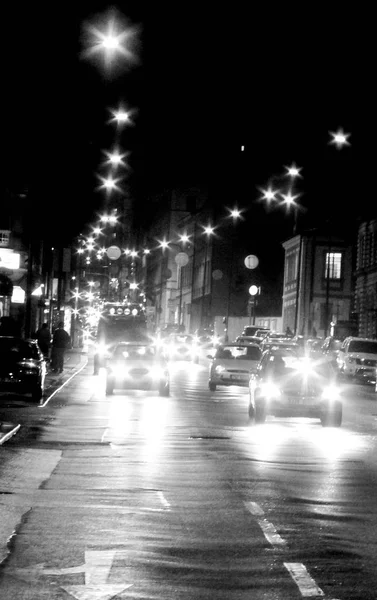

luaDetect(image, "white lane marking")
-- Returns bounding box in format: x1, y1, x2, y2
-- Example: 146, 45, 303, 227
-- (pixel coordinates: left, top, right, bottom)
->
284, 562, 325, 597
258, 519, 287, 547
157, 491, 171, 509
39, 359, 88, 407
244, 501, 287, 547
11, 550, 133, 600
244, 501, 264, 516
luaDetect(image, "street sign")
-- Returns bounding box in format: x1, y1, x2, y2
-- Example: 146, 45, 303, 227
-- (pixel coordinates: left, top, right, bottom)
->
106, 246, 121, 260
175, 252, 189, 267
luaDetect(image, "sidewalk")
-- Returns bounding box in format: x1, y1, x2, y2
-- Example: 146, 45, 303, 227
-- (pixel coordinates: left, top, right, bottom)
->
0, 349, 88, 445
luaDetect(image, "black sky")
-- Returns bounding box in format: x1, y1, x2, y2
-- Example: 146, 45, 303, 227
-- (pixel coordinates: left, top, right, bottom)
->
3, 3, 372, 246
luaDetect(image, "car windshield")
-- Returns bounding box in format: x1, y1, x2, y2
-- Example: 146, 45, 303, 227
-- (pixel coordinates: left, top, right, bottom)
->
348, 340, 377, 354
113, 345, 157, 360
170, 335, 194, 344
265, 354, 335, 380
0, 338, 36, 358
217, 345, 261, 360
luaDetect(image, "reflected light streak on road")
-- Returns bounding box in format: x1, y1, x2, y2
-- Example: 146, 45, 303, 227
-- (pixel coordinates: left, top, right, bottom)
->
305, 427, 366, 462
140, 397, 170, 460
107, 398, 133, 438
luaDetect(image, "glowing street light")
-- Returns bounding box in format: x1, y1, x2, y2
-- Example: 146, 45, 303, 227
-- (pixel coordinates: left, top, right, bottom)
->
178, 233, 190, 244
104, 149, 128, 168
280, 191, 300, 211
285, 163, 302, 178
158, 239, 170, 251
259, 185, 280, 204
98, 176, 121, 194
81, 12, 137, 67
228, 207, 242, 219
203, 225, 215, 236
329, 128, 351, 149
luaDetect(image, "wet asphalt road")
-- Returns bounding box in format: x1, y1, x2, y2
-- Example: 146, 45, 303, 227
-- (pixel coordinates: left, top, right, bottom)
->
0, 357, 377, 599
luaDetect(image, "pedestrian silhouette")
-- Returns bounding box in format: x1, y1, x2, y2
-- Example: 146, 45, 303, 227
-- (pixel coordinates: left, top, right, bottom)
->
51, 321, 71, 373
36, 322, 51, 360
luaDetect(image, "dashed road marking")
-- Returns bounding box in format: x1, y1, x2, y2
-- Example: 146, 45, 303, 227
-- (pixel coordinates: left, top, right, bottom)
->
284, 562, 325, 597
244, 501, 287, 547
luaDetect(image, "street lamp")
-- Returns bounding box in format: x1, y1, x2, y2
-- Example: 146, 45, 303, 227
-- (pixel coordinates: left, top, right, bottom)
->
199, 225, 215, 331
248, 285, 259, 325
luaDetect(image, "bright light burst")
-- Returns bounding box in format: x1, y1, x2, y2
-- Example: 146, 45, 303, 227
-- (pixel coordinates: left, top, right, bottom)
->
103, 149, 129, 168
329, 128, 351, 149
178, 233, 190, 244
280, 191, 300, 211
81, 11, 138, 68
203, 224, 215, 236
284, 163, 302, 178
259, 185, 280, 205
228, 207, 243, 219
98, 175, 121, 193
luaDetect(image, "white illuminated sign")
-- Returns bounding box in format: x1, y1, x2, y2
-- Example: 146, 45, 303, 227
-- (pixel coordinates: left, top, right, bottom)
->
11, 286, 25, 303
0, 249, 21, 269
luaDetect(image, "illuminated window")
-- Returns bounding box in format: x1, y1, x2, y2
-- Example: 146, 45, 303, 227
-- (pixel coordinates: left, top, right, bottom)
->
0, 230, 10, 247
325, 252, 342, 279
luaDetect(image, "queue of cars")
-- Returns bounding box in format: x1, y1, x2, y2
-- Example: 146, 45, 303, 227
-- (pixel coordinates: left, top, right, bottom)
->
206, 329, 377, 427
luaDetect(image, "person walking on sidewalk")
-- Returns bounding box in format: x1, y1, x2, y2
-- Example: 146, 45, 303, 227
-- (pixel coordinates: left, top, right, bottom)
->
51, 321, 71, 373
36, 322, 51, 361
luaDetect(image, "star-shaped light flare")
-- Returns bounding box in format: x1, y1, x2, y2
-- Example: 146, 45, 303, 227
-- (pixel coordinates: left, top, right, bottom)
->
284, 163, 302, 178
280, 191, 300, 212
258, 186, 280, 205
329, 128, 351, 149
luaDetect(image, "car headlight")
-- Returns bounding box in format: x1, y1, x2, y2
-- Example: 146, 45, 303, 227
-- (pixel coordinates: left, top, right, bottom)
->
149, 366, 166, 379
110, 366, 127, 378
215, 365, 226, 374
260, 382, 281, 399
321, 385, 341, 401
96, 343, 110, 357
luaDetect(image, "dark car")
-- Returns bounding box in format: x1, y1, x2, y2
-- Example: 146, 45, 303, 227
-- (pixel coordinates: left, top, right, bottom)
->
248, 346, 342, 427
105, 342, 170, 396
0, 336, 47, 402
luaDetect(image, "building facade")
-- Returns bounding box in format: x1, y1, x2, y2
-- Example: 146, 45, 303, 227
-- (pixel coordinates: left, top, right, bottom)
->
354, 219, 377, 338
282, 230, 354, 338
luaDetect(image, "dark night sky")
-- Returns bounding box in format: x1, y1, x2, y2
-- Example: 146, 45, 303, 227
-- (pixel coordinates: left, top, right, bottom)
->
3, 3, 372, 249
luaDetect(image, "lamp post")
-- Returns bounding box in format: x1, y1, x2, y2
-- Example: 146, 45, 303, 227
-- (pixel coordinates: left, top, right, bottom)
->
248, 285, 259, 325
199, 225, 215, 332
224, 209, 243, 341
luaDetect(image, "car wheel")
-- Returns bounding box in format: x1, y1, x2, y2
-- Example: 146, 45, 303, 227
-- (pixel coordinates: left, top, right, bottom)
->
159, 381, 170, 397
31, 384, 43, 403
321, 401, 342, 427
209, 382, 216, 391
105, 379, 114, 396
248, 401, 255, 419
255, 400, 266, 424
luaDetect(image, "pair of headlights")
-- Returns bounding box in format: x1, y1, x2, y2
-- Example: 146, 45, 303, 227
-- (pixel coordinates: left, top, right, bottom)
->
257, 382, 340, 401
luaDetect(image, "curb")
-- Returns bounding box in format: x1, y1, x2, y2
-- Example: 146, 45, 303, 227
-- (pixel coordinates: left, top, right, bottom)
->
0, 422, 21, 446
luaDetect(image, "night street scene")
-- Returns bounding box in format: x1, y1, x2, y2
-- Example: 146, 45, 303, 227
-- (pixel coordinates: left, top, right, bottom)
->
1, 3, 377, 600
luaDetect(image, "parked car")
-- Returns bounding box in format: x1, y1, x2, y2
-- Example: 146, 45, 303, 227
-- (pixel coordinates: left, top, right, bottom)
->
208, 343, 262, 391
0, 336, 47, 402
336, 337, 377, 383
242, 326, 270, 337
248, 346, 342, 426
163, 333, 200, 363
234, 335, 263, 346
105, 342, 170, 396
